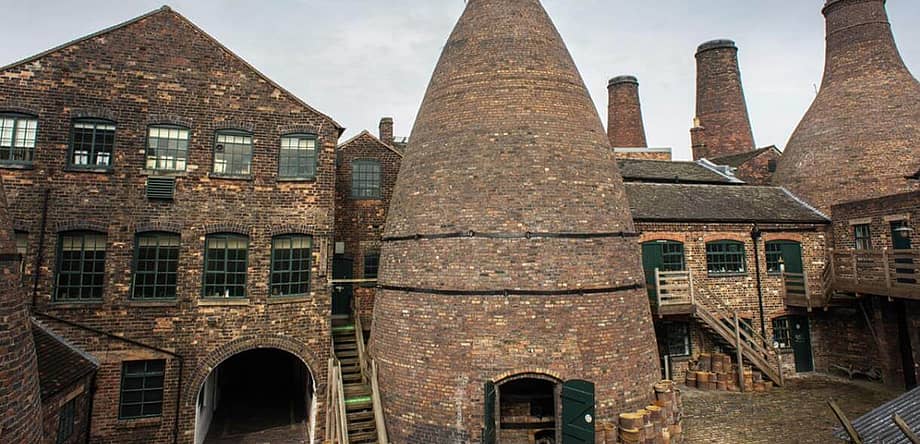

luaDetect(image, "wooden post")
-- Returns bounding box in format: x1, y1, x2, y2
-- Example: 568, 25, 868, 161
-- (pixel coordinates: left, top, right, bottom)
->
688, 269, 696, 306
655, 268, 662, 318
775, 348, 784, 387
853, 251, 859, 284
803, 267, 812, 312
894, 413, 920, 444
829, 400, 862, 444
829, 249, 836, 281
882, 248, 892, 296
734, 312, 745, 393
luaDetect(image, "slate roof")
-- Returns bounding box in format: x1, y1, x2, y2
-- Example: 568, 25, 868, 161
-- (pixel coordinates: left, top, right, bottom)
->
710, 146, 780, 167
617, 159, 739, 184
834, 385, 920, 443
625, 183, 829, 223
32, 323, 97, 400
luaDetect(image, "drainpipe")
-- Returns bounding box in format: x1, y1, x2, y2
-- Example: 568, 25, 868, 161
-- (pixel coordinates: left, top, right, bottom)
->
751, 225, 767, 343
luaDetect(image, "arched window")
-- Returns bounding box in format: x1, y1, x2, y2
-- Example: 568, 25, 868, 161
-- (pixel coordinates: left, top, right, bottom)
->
705, 240, 746, 276
132, 232, 181, 300
0, 113, 38, 164
203, 233, 249, 298
69, 118, 116, 168
351, 159, 381, 199
55, 231, 107, 301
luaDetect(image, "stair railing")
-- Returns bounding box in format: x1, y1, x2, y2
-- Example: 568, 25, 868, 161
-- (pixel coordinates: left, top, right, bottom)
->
326, 342, 350, 444
354, 310, 370, 384
353, 305, 389, 443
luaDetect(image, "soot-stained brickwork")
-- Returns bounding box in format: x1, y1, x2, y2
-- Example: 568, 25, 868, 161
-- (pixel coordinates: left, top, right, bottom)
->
691, 39, 756, 161
370, 0, 662, 442
607, 75, 648, 149
775, 0, 920, 213
0, 7, 341, 443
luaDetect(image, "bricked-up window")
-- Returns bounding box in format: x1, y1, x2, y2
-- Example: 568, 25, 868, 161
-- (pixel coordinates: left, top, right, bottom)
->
69, 119, 115, 168
706, 240, 746, 275
14, 230, 27, 279
132, 233, 180, 299
0, 114, 38, 164
279, 134, 317, 179
213, 131, 252, 177
203, 234, 248, 298
351, 159, 381, 199
772, 317, 792, 350
270, 234, 312, 297
56, 397, 76, 444
657, 322, 691, 357
854, 224, 872, 250
146, 125, 190, 171
119, 360, 165, 419
54, 232, 106, 301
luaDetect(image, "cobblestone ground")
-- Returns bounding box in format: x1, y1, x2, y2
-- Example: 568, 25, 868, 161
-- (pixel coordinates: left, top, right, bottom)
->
682, 374, 899, 443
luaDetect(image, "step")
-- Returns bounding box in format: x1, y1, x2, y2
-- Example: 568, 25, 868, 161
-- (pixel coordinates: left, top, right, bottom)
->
347, 411, 375, 423
345, 396, 373, 411
348, 431, 379, 443
336, 350, 359, 358
348, 419, 377, 433
340, 358, 359, 366
335, 342, 358, 351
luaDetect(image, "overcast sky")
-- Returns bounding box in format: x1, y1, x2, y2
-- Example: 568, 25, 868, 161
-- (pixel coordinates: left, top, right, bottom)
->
1, 1, 918, 159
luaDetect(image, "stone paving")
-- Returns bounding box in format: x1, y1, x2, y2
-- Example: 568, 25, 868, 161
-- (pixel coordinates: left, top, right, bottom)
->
682, 374, 899, 443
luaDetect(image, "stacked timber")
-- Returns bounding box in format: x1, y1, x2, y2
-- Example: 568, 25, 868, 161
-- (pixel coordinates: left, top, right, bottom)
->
682, 352, 772, 393
617, 380, 684, 444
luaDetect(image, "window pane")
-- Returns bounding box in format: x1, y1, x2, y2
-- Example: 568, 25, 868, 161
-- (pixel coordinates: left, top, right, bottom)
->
132, 233, 180, 300
352, 160, 381, 198
214, 132, 252, 176
270, 235, 312, 297
203, 234, 248, 298
70, 120, 115, 167
0, 115, 38, 163
147, 126, 189, 171
706, 241, 746, 275
119, 359, 166, 419
279, 135, 317, 179
55, 232, 106, 301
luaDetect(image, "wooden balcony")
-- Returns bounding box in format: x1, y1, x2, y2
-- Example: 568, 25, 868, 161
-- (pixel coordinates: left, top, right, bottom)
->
650, 269, 696, 317
830, 249, 920, 300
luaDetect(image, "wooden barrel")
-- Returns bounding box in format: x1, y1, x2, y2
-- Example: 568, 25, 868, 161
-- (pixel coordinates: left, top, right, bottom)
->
697, 371, 710, 385
685, 371, 697, 387
603, 422, 617, 444
754, 381, 766, 392
619, 412, 645, 431
699, 353, 712, 372
765, 381, 774, 391
716, 381, 727, 391
712, 354, 725, 373
620, 427, 641, 444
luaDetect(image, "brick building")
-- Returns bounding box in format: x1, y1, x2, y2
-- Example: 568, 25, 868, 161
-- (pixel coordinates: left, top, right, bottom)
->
0, 7, 343, 444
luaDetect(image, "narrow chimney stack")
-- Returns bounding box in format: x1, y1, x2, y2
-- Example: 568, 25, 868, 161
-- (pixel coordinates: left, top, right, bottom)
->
607, 75, 648, 148
691, 39, 755, 161
774, 0, 920, 213
379, 117, 394, 145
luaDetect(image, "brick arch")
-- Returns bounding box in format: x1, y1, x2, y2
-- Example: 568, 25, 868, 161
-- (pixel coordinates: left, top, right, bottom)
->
71, 107, 119, 122
146, 114, 193, 128
213, 120, 255, 133
135, 221, 184, 234
763, 233, 804, 243
639, 235, 686, 245
0, 105, 40, 117
278, 124, 320, 136
54, 220, 107, 233
182, 334, 324, 409
492, 368, 563, 385
702, 233, 749, 244
268, 224, 317, 237
200, 223, 250, 236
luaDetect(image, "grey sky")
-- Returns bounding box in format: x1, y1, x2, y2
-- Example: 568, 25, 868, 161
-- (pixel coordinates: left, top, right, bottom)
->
1, 1, 918, 160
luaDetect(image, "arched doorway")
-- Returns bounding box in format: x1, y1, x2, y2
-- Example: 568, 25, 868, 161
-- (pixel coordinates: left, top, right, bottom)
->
194, 348, 315, 444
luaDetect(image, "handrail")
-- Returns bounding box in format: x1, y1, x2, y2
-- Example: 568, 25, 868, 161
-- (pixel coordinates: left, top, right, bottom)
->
336, 364, 349, 444
352, 304, 388, 443
371, 361, 389, 444
354, 310, 369, 384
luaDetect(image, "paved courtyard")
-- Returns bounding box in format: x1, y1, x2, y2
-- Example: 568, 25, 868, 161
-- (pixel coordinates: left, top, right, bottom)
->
682, 374, 899, 443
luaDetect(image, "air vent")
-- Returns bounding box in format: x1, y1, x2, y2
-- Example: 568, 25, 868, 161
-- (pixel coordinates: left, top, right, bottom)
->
146, 177, 176, 200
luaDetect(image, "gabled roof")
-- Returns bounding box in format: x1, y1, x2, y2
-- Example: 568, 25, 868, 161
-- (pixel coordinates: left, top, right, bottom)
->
625, 182, 829, 224
710, 146, 781, 168
337, 130, 403, 157
32, 321, 98, 400
617, 159, 742, 185
0, 5, 344, 136
834, 385, 920, 443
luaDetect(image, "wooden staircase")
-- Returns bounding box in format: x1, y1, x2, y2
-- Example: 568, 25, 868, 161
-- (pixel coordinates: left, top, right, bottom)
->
326, 314, 388, 444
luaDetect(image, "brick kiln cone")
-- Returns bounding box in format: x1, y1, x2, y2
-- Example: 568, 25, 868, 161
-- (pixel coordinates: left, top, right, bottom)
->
0, 177, 43, 443
774, 0, 920, 213
370, 0, 661, 442
608, 75, 649, 148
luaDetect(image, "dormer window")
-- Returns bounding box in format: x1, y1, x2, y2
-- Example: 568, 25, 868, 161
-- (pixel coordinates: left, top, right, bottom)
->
0, 114, 38, 165
69, 119, 116, 168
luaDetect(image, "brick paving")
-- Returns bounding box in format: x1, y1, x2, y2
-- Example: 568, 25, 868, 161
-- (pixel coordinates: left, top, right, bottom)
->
682, 375, 899, 443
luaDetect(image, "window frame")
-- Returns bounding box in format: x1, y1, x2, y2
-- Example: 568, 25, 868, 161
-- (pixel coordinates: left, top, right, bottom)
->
118, 360, 166, 420
202, 233, 249, 299
212, 129, 254, 178
351, 159, 382, 199
363, 250, 380, 287
67, 118, 116, 170
705, 240, 747, 276
0, 113, 39, 165
14, 230, 27, 280
145, 124, 191, 172
772, 317, 793, 350
53, 231, 107, 303
765, 240, 803, 276
130, 232, 181, 300
269, 234, 313, 298
56, 397, 76, 444
854, 224, 872, 250
278, 133, 318, 180
658, 321, 691, 358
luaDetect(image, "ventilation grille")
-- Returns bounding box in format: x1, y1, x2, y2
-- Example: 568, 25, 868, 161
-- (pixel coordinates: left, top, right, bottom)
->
146, 177, 176, 200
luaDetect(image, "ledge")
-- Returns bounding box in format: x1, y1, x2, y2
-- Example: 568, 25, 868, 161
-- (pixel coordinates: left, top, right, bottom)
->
126, 300, 178, 307
207, 173, 252, 181
63, 167, 113, 174
266, 296, 311, 305
139, 169, 189, 177
197, 298, 250, 307
707, 273, 749, 278
48, 301, 104, 309
0, 162, 34, 170
277, 177, 317, 183
115, 416, 162, 429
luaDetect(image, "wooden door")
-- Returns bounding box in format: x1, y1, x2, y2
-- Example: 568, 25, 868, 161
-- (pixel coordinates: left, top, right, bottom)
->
331, 256, 353, 316
779, 242, 803, 274
561, 380, 594, 444
483, 381, 496, 444
641, 241, 685, 300
790, 316, 814, 372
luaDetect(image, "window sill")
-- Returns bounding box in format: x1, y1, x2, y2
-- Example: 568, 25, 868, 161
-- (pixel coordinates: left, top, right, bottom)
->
140, 169, 189, 177
208, 173, 252, 181
63, 167, 113, 174
116, 416, 162, 429
49, 301, 104, 308
198, 298, 250, 306
267, 295, 311, 304
0, 163, 34, 170
126, 300, 178, 307
277, 177, 317, 183
707, 273, 748, 278
350, 197, 383, 201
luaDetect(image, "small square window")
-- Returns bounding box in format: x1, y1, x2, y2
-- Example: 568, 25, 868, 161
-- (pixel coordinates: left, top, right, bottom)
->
119, 360, 165, 419
54, 232, 106, 301
69, 120, 115, 168
146, 126, 190, 171
363, 251, 380, 287
656, 322, 691, 357
0, 114, 38, 164
203, 234, 248, 298
132, 233, 180, 300
213, 131, 252, 177
706, 241, 746, 275
351, 160, 381, 199
854, 224, 872, 250
279, 135, 317, 179
772, 318, 792, 350
14, 230, 27, 279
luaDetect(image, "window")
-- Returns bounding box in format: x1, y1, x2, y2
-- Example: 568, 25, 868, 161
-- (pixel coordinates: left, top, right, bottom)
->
146, 126, 189, 171
0, 114, 38, 164
364, 251, 380, 286
55, 232, 106, 301
279, 134, 317, 179
270, 235, 312, 297
119, 360, 165, 419
706, 240, 746, 275
14, 230, 27, 278
766, 242, 783, 274
69, 120, 115, 168
213, 131, 252, 177
203, 234, 248, 298
132, 233, 180, 300
56, 398, 76, 444
657, 322, 691, 357
767, 159, 777, 173
660, 241, 685, 272
351, 159, 381, 199
854, 224, 872, 250
766, 241, 803, 275
772, 318, 792, 350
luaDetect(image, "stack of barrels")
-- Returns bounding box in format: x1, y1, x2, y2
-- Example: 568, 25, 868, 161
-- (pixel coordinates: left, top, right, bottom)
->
614, 380, 684, 444
683, 352, 774, 392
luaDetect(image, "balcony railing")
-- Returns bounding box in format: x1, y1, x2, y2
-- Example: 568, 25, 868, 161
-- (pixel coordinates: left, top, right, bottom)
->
830, 248, 920, 300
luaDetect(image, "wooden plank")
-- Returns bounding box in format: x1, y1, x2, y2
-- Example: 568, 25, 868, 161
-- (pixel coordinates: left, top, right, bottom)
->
893, 413, 920, 444
828, 401, 862, 444
734, 312, 745, 393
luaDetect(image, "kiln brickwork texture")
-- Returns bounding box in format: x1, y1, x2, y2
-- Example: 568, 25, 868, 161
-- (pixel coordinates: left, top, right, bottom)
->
370, 0, 661, 442
607, 75, 648, 149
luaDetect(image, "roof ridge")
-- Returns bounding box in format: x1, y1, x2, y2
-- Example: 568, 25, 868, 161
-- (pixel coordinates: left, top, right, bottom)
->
338, 130, 404, 157
779, 187, 831, 220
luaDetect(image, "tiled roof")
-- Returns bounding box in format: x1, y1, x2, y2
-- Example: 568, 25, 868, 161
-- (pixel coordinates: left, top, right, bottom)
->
834, 385, 920, 443
32, 323, 97, 400
625, 183, 829, 223
617, 159, 738, 184
710, 146, 779, 167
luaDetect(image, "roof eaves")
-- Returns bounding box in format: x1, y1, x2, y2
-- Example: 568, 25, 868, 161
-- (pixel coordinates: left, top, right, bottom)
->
779, 187, 831, 221
32, 318, 100, 367
337, 130, 404, 158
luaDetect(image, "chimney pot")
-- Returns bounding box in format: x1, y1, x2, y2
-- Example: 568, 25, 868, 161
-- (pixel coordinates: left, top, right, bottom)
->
379, 117, 394, 145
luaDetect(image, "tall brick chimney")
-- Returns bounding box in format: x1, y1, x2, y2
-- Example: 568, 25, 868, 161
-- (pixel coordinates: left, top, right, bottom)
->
607, 75, 648, 148
379, 117, 394, 145
371, 0, 661, 442
774, 0, 920, 213
0, 177, 43, 444
691, 39, 756, 160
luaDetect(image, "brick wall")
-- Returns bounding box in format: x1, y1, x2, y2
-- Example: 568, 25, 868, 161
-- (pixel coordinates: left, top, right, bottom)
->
0, 8, 339, 443
40, 374, 93, 444
732, 150, 780, 186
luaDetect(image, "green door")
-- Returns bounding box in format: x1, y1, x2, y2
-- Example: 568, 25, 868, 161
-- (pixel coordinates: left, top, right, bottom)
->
790, 316, 814, 372
768, 241, 803, 274
891, 221, 915, 284
332, 256, 353, 316
641, 241, 685, 300
483, 381, 496, 444
561, 380, 595, 444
